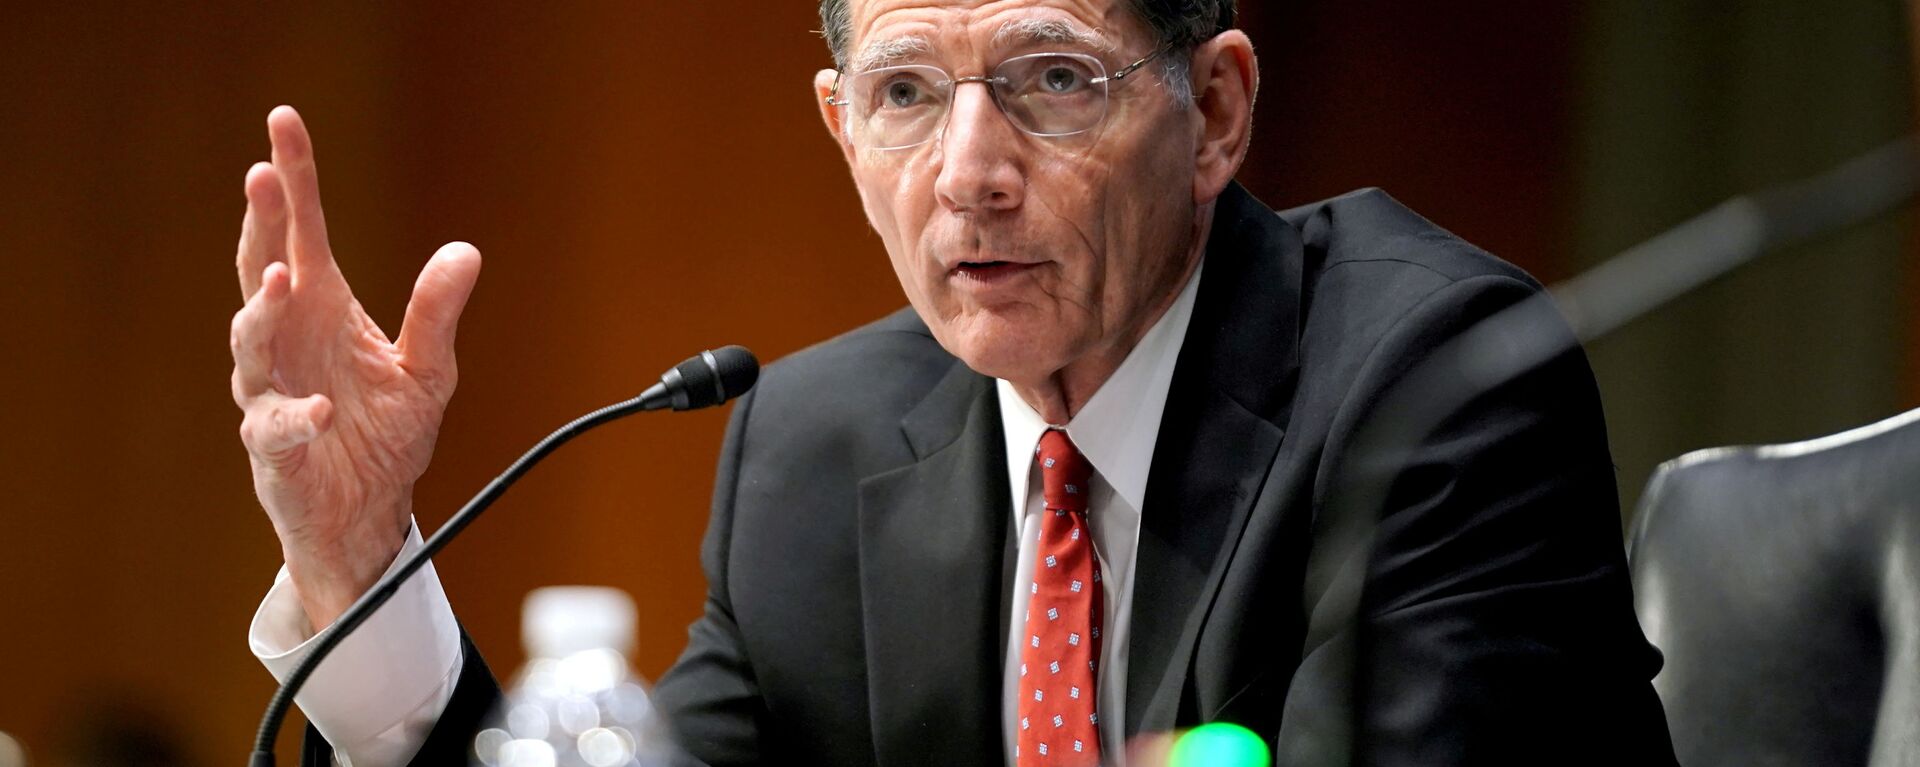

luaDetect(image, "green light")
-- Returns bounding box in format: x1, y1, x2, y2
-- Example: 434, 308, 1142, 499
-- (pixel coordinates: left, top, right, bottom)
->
1168, 722, 1270, 767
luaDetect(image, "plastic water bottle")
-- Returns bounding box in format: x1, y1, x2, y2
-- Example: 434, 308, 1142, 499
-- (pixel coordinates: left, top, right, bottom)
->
472, 586, 662, 767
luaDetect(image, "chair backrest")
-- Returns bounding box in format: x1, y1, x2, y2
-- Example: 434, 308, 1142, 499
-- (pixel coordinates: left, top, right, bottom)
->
1627, 408, 1920, 766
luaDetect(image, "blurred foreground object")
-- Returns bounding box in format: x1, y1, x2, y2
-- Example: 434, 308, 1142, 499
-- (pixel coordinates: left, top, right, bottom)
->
1553, 136, 1917, 342
473, 587, 662, 767
1168, 723, 1270, 767
47, 700, 188, 767
1122, 723, 1271, 767
1629, 407, 1920, 765
1306, 134, 1918, 761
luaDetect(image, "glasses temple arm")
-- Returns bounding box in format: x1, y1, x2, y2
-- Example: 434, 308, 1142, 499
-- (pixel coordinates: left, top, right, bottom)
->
1109, 45, 1175, 82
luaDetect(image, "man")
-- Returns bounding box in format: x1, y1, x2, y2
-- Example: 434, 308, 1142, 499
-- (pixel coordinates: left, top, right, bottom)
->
233, 1, 1678, 764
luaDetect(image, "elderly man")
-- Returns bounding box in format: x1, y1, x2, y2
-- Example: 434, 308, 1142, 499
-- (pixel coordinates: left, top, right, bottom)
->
233, 1, 1678, 765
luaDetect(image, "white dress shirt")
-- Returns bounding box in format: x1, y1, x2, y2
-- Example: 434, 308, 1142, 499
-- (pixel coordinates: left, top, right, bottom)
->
249, 262, 1201, 767
249, 522, 462, 767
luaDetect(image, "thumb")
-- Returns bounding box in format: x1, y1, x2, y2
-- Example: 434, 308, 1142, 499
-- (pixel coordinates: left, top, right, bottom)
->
397, 241, 482, 397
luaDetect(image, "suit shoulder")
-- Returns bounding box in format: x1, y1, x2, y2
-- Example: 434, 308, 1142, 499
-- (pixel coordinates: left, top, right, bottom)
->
737, 306, 957, 460
1275, 188, 1564, 400
760, 306, 944, 387
1280, 187, 1542, 292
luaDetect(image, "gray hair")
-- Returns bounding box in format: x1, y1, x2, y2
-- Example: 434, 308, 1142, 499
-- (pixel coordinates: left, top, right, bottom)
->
818, 0, 1235, 106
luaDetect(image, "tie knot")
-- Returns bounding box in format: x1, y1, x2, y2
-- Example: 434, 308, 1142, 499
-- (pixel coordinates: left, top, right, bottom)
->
1036, 429, 1093, 513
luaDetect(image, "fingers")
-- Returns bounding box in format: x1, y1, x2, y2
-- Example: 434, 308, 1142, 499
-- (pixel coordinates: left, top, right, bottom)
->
396, 242, 483, 398
239, 390, 335, 460
266, 106, 342, 283
233, 261, 333, 461
231, 261, 290, 404
236, 162, 289, 301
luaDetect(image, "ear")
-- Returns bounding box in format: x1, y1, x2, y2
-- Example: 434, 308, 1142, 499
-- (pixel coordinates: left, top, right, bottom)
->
814, 69, 858, 164
1187, 30, 1258, 205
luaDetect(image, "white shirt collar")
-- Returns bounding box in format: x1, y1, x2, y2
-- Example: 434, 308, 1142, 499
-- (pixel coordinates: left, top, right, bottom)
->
997, 258, 1204, 514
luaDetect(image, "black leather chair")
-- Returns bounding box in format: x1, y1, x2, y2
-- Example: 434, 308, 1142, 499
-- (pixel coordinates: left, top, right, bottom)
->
1628, 408, 1920, 766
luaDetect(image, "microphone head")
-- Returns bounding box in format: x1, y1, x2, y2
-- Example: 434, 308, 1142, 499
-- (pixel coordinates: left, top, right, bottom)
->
655, 346, 759, 411
704, 345, 761, 405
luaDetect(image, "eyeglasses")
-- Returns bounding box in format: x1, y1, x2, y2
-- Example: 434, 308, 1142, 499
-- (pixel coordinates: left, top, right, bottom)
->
826, 48, 1167, 151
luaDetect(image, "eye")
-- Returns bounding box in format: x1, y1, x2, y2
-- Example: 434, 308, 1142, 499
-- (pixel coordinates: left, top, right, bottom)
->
883, 78, 928, 108
1041, 65, 1085, 93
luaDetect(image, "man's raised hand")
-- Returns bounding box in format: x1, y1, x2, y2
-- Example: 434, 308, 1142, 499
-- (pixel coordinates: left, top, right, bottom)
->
230, 106, 482, 631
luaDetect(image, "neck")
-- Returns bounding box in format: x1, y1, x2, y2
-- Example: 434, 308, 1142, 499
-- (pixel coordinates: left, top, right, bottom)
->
1007, 337, 1138, 425
1007, 212, 1211, 423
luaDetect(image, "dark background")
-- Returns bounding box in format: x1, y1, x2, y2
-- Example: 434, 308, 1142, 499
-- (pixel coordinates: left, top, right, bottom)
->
0, 3, 1911, 764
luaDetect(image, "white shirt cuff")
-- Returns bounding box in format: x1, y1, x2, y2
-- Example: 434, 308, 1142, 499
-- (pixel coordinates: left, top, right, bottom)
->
249, 519, 464, 767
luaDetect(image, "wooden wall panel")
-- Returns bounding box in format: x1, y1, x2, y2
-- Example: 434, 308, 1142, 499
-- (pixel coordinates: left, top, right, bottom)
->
1911, 0, 1920, 409
1238, 1, 1576, 282
0, 4, 881, 763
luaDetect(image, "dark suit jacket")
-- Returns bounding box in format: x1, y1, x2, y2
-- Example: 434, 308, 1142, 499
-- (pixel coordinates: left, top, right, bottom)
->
310, 183, 1676, 766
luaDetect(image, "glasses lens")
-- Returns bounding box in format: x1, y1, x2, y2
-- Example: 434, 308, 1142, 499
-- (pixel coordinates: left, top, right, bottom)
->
844, 65, 949, 150
992, 53, 1108, 137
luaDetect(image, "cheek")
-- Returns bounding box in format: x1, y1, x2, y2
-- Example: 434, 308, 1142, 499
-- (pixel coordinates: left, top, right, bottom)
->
1092, 136, 1194, 322
855, 166, 901, 238
855, 164, 947, 304
1030, 154, 1114, 283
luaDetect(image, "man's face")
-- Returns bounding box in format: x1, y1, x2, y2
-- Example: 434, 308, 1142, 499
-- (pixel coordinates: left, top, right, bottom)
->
833, 0, 1202, 386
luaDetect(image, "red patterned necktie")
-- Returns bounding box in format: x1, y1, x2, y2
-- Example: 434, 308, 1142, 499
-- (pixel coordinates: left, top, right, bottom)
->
1018, 429, 1103, 765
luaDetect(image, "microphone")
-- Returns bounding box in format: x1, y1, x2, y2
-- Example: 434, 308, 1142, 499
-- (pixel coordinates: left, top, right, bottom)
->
248, 347, 759, 767
640, 345, 761, 411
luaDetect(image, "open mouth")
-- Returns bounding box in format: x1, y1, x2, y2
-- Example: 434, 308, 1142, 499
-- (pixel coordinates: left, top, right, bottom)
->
952, 261, 1037, 281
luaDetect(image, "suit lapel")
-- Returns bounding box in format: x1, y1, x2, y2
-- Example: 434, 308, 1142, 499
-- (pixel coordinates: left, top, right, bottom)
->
1126, 183, 1304, 735
858, 362, 1011, 767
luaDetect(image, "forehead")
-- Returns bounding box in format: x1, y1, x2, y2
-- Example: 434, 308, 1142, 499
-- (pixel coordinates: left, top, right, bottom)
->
847, 0, 1145, 61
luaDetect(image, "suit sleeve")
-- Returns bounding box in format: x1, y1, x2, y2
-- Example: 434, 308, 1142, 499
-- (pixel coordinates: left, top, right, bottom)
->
647, 387, 771, 766
1285, 275, 1676, 766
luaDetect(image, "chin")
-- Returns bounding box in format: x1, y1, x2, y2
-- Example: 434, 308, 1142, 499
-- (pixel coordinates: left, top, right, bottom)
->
933, 309, 1074, 384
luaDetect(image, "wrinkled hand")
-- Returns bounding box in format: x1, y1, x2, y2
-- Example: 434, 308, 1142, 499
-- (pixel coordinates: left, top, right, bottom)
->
230, 106, 481, 631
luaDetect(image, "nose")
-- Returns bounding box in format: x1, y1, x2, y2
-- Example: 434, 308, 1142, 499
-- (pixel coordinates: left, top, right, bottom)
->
933, 80, 1026, 214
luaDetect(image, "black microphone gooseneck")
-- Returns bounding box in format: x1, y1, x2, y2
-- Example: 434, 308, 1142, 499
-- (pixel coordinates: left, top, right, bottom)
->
248, 346, 759, 767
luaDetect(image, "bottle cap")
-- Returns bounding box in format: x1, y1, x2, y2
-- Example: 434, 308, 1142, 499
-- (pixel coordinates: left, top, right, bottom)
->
522, 586, 637, 659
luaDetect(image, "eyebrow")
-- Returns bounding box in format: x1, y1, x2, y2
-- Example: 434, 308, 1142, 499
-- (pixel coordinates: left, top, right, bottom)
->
848, 19, 1112, 73
991, 18, 1111, 52
850, 35, 931, 73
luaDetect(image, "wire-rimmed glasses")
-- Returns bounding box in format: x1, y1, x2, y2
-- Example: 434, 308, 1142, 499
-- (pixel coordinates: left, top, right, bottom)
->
826, 48, 1166, 151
